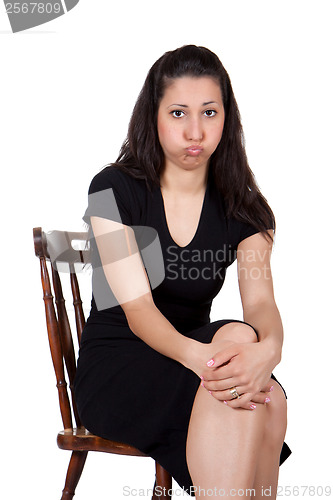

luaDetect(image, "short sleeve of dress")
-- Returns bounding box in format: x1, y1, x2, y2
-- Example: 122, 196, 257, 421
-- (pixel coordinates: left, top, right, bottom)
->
238, 220, 261, 244
83, 166, 133, 227
228, 215, 274, 248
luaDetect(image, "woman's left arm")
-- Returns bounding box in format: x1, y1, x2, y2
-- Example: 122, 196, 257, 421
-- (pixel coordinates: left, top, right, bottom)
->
238, 229, 283, 364
202, 230, 283, 408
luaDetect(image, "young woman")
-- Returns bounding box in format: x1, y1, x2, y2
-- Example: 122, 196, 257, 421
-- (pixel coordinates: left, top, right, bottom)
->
74, 45, 291, 499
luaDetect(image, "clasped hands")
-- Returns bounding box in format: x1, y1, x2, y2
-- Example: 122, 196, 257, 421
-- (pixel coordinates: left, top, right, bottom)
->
198, 341, 276, 411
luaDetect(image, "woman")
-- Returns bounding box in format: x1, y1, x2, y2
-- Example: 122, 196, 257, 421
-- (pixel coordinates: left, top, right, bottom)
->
74, 45, 291, 498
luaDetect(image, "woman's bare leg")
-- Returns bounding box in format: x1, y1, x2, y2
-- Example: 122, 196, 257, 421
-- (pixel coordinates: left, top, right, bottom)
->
186, 323, 286, 499
186, 323, 264, 498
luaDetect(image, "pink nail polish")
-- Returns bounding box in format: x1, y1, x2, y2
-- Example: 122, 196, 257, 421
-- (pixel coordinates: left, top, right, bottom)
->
265, 397, 271, 403
270, 385, 274, 392
201, 381, 205, 387
206, 359, 215, 367
208, 391, 212, 395
200, 375, 204, 380
223, 400, 228, 405
250, 404, 256, 410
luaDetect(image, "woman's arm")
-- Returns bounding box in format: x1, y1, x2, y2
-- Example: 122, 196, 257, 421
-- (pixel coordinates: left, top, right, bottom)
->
238, 229, 283, 364
91, 216, 203, 371
201, 230, 284, 407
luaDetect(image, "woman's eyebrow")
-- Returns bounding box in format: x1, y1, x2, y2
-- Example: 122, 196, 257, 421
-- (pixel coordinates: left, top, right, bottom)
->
167, 103, 188, 108
202, 101, 219, 106
167, 101, 219, 108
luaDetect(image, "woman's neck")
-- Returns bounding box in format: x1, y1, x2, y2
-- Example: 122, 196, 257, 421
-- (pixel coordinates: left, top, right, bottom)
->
159, 164, 209, 197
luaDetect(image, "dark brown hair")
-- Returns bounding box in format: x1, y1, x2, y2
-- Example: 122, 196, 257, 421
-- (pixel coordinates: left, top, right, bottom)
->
110, 44, 275, 239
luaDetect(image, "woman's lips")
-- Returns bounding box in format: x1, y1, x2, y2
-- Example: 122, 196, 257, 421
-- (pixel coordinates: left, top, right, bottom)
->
185, 146, 203, 157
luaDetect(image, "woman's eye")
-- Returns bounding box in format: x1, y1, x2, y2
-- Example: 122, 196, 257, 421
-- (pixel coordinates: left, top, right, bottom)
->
171, 110, 185, 118
204, 110, 217, 117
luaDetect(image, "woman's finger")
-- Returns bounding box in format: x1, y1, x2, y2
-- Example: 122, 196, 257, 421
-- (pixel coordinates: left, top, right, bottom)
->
204, 344, 240, 371
207, 386, 273, 408
201, 377, 275, 400
201, 377, 243, 392
227, 399, 259, 410
209, 391, 259, 411
263, 383, 275, 393
250, 392, 271, 404
226, 387, 273, 407
202, 362, 238, 381
225, 392, 266, 410
205, 385, 248, 402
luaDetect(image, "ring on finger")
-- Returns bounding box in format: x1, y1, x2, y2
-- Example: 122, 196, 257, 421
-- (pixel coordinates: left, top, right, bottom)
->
229, 386, 240, 399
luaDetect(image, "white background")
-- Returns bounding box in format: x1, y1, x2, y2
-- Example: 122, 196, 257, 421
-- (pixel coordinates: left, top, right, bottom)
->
1, 1, 332, 498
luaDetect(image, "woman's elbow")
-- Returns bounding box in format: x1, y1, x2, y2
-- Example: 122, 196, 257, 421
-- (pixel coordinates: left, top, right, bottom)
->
121, 293, 156, 328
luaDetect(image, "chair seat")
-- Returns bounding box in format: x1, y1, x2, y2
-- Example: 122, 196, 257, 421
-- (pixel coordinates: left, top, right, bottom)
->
57, 427, 148, 457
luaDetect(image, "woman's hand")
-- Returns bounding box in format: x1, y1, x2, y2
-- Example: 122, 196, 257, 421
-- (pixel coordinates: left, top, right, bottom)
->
200, 340, 277, 410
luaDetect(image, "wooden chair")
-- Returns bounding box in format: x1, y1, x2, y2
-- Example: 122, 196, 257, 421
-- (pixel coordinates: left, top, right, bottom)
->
33, 227, 172, 499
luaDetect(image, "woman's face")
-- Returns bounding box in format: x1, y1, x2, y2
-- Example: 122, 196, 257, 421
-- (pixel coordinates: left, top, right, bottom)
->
157, 76, 225, 174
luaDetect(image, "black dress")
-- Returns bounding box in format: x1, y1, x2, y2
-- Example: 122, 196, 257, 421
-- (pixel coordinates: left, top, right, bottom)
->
74, 166, 291, 494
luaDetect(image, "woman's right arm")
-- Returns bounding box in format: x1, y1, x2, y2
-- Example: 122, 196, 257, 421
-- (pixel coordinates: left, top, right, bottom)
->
91, 216, 204, 374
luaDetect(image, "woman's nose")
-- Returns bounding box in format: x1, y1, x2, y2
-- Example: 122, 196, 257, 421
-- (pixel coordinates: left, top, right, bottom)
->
185, 118, 203, 142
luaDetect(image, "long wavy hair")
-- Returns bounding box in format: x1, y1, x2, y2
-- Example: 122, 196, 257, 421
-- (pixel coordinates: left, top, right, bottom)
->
110, 44, 275, 239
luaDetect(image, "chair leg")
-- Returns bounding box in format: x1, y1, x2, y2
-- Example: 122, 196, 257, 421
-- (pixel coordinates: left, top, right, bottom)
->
152, 461, 172, 499
61, 450, 88, 500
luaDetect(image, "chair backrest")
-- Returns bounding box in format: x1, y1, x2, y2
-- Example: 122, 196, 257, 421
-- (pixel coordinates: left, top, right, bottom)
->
33, 227, 90, 431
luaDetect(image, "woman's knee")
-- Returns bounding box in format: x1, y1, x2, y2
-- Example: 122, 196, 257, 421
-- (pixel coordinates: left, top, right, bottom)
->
212, 321, 258, 345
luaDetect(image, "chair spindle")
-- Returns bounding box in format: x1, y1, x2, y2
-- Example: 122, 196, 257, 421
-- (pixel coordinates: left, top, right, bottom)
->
40, 256, 73, 430
52, 266, 82, 428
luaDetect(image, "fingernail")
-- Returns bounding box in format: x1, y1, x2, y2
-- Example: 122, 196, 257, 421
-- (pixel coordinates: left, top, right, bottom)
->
201, 381, 205, 387
200, 375, 204, 380
206, 359, 215, 367
208, 391, 212, 395
265, 397, 271, 403
250, 404, 256, 410
269, 385, 274, 392
223, 400, 228, 405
